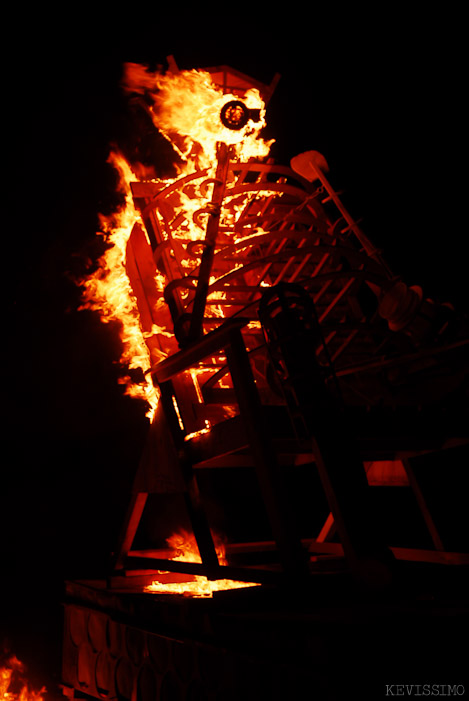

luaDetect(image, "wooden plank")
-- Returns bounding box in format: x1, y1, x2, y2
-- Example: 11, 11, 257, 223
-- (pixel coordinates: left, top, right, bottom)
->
391, 548, 469, 565
316, 512, 336, 543
127, 223, 162, 308
112, 492, 148, 570
130, 181, 164, 198
191, 454, 255, 468
365, 459, 409, 486
125, 231, 156, 332
109, 572, 174, 590
125, 222, 177, 360
171, 373, 207, 434
335, 338, 469, 378
184, 414, 249, 464
190, 450, 316, 469
123, 555, 283, 585
151, 317, 249, 382
307, 541, 469, 565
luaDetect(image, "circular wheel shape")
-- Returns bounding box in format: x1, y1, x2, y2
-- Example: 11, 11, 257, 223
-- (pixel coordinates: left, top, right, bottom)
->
220, 100, 250, 130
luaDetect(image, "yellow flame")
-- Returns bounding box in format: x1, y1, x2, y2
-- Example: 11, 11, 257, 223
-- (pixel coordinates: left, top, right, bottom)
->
78, 152, 159, 420
79, 63, 276, 421
122, 63, 273, 171
144, 529, 260, 598
145, 578, 259, 598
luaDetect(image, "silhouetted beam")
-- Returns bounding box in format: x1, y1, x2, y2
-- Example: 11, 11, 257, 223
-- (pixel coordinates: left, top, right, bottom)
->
151, 317, 249, 382
123, 555, 284, 585
187, 142, 232, 344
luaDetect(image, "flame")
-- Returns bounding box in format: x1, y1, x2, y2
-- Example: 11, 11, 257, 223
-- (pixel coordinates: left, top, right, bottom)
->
78, 62, 275, 420
76, 63, 288, 595
78, 152, 159, 420
167, 528, 227, 564
122, 63, 273, 171
0, 657, 45, 701
144, 529, 261, 598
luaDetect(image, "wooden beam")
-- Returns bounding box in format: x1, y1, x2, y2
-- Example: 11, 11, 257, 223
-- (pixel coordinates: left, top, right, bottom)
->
306, 541, 469, 565
225, 326, 309, 579
122, 555, 283, 585
402, 457, 445, 551
185, 415, 250, 465
187, 142, 232, 344
112, 492, 148, 570
390, 548, 469, 565
316, 512, 336, 543
157, 379, 221, 572
151, 317, 249, 382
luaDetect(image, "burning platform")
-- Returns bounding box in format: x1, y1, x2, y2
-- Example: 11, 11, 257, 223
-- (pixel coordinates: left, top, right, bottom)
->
62, 58, 469, 700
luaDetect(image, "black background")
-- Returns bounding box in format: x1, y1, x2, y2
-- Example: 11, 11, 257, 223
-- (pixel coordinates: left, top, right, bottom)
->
2, 6, 468, 694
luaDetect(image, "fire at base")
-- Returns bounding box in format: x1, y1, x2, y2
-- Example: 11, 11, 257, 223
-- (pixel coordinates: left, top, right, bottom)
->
0, 656, 45, 701
143, 529, 260, 597
76, 59, 468, 603
78, 62, 277, 595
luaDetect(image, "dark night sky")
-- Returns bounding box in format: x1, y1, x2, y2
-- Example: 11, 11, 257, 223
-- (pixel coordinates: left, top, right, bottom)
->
1, 7, 468, 685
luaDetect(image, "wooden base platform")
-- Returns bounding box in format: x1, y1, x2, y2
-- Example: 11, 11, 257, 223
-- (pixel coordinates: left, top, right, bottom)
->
62, 563, 469, 701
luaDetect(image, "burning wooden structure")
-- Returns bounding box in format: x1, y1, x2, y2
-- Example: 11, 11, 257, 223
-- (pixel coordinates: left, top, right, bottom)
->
62, 60, 469, 700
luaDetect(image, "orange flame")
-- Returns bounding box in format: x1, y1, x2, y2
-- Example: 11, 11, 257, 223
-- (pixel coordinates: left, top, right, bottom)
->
0, 657, 45, 701
78, 152, 159, 419
166, 528, 227, 564
122, 63, 273, 171
78, 62, 275, 419
144, 529, 260, 598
